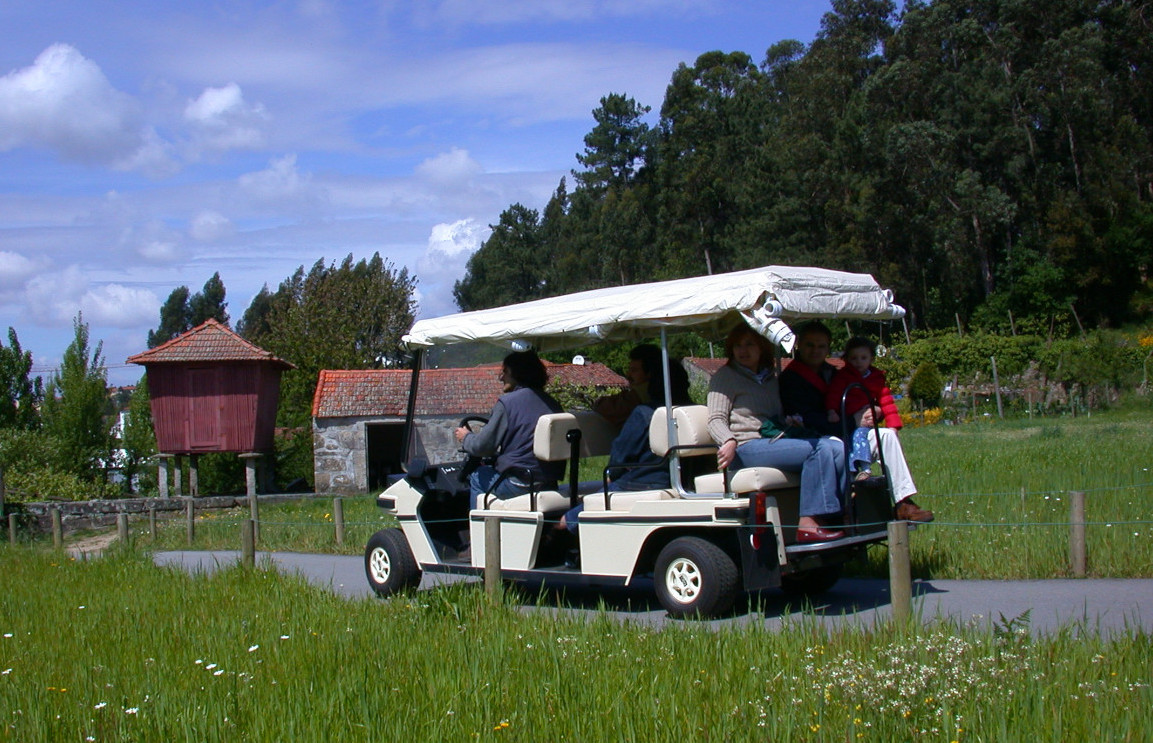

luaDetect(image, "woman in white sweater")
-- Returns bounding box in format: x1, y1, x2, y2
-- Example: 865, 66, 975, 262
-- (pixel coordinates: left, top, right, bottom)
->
706, 323, 847, 543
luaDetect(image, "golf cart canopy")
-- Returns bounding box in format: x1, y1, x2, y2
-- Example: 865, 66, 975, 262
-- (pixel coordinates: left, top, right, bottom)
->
403, 265, 905, 353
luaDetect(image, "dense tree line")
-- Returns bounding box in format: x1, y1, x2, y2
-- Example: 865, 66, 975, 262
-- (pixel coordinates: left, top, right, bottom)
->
455, 0, 1153, 333
238, 254, 417, 486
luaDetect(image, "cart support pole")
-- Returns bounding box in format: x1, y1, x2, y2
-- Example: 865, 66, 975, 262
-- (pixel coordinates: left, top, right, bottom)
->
888, 520, 912, 622
484, 516, 501, 600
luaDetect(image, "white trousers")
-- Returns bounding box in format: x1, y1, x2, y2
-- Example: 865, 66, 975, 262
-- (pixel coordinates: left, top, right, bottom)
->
866, 428, 917, 502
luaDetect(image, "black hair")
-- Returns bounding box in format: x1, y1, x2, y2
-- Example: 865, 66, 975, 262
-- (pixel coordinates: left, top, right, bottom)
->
652, 358, 692, 406
795, 320, 833, 343
843, 336, 877, 358
502, 350, 548, 390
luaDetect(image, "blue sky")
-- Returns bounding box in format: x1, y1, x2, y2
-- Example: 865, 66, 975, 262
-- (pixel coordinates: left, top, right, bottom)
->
0, 0, 831, 385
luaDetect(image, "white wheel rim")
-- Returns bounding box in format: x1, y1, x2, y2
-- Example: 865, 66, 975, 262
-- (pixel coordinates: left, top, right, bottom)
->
664, 557, 702, 605
369, 546, 392, 584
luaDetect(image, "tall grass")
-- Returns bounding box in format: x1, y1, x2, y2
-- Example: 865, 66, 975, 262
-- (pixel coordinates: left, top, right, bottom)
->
1, 548, 1150, 741
893, 404, 1153, 579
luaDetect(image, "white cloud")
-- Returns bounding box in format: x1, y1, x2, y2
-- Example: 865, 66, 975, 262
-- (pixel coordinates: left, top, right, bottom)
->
414, 217, 490, 318
427, 218, 489, 257
184, 83, 269, 153
189, 211, 234, 241
24, 267, 91, 325
238, 154, 318, 204
416, 148, 483, 187
23, 266, 157, 328
119, 220, 183, 263
0, 251, 40, 291
0, 44, 175, 173
79, 284, 159, 328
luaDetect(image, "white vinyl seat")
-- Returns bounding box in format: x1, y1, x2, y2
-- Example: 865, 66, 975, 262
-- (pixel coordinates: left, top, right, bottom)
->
649, 404, 799, 495
481, 410, 619, 513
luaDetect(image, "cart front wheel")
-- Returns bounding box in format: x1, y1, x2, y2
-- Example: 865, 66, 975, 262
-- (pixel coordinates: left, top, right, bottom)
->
365, 528, 422, 596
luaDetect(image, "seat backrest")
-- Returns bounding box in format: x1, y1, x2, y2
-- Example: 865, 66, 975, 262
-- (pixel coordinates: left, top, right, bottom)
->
648, 405, 716, 457
534, 410, 619, 462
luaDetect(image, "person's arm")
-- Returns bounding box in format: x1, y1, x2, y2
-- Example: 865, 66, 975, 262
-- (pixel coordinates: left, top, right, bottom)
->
458, 401, 507, 457
706, 375, 738, 470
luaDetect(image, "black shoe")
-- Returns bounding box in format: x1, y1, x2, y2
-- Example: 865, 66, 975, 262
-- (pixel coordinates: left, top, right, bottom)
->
564, 548, 581, 569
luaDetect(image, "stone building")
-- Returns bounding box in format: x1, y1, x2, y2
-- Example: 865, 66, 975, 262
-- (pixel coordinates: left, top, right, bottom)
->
312, 361, 628, 494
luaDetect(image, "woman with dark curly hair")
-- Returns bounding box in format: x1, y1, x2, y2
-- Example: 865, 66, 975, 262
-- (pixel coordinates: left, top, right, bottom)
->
454, 350, 563, 509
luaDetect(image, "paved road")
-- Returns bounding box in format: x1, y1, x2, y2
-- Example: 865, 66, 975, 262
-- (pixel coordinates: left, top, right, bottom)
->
153, 550, 1152, 634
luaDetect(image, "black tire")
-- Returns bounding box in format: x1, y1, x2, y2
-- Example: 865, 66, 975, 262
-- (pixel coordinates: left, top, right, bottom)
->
779, 564, 842, 598
365, 528, 422, 597
654, 536, 739, 618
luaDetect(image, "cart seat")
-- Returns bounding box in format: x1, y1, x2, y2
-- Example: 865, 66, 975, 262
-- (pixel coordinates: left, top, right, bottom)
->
649, 404, 799, 495
483, 410, 619, 513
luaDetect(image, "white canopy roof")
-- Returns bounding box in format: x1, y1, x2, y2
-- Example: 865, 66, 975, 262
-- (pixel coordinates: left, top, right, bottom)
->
404, 265, 905, 352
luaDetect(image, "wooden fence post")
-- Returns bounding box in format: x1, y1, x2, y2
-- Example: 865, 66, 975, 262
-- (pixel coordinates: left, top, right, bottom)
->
8, 513, 16, 545
241, 519, 255, 567
248, 491, 260, 545
185, 498, 195, 546
117, 513, 129, 545
51, 507, 62, 549
888, 520, 912, 622
990, 356, 1004, 419
333, 497, 345, 546
1070, 490, 1087, 577
484, 516, 502, 600
149, 507, 157, 541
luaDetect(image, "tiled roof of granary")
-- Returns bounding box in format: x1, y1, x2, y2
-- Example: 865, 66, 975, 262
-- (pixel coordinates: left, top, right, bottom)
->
126, 319, 294, 368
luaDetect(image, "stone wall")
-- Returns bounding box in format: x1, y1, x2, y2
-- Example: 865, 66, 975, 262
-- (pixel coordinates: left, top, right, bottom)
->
312, 415, 372, 493
15, 493, 318, 534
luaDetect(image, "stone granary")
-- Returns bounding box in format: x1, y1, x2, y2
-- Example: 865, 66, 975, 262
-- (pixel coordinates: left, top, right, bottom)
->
311, 361, 629, 494
127, 319, 294, 497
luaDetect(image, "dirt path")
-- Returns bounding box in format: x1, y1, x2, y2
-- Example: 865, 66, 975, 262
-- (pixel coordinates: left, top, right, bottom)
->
67, 529, 120, 557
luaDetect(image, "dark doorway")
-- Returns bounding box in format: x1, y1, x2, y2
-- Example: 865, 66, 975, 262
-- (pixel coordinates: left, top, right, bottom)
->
366, 423, 405, 491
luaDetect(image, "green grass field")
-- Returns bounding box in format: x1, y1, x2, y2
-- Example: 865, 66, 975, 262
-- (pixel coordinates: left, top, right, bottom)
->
1, 548, 1150, 741
4, 402, 1152, 739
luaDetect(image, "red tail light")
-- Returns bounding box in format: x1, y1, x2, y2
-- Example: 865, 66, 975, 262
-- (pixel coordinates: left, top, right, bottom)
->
751, 491, 768, 550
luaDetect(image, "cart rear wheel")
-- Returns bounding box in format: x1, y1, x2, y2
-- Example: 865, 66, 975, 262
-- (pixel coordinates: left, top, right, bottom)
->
654, 536, 739, 618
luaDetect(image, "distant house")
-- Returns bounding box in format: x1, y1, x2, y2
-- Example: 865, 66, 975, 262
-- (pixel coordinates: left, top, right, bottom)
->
312, 361, 628, 494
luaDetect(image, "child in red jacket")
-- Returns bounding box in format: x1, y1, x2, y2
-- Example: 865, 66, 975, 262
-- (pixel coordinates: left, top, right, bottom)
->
825, 337, 903, 479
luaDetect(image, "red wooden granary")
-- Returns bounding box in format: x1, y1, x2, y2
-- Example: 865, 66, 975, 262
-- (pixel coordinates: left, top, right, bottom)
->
127, 320, 294, 455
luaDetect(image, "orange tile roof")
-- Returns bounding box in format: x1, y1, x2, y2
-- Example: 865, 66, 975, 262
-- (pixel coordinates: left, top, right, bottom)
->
126, 319, 294, 368
313, 362, 628, 418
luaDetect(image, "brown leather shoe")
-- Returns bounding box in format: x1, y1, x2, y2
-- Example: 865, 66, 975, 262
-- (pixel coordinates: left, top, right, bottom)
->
895, 499, 934, 522
795, 527, 846, 543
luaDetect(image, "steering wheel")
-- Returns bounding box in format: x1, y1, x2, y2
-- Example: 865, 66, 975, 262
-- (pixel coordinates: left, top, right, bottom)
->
457, 415, 489, 481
